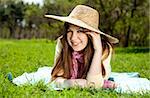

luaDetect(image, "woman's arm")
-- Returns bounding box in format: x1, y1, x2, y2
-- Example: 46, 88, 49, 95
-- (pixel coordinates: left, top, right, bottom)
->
54, 77, 88, 88
64, 79, 88, 88
86, 32, 117, 89
86, 32, 104, 88
86, 50, 104, 88
54, 76, 117, 89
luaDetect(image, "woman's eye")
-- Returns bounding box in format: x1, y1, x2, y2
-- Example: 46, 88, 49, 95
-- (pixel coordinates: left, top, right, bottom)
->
77, 30, 84, 33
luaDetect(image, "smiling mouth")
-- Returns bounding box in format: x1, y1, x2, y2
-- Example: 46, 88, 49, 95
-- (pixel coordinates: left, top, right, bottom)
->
72, 43, 79, 46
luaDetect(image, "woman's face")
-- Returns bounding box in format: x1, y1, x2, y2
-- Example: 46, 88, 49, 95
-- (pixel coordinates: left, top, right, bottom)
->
67, 25, 89, 51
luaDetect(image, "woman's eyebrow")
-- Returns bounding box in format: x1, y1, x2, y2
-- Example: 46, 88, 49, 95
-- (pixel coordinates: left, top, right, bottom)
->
79, 27, 84, 30
79, 27, 90, 31
78, 28, 90, 32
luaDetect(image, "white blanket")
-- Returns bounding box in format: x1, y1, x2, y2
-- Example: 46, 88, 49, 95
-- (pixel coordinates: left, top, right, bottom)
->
12, 66, 150, 94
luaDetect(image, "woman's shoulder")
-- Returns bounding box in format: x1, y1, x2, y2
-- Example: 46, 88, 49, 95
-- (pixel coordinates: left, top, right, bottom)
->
55, 36, 63, 51
56, 35, 63, 41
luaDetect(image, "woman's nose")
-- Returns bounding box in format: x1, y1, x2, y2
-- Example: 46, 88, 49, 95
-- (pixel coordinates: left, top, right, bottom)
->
71, 32, 78, 41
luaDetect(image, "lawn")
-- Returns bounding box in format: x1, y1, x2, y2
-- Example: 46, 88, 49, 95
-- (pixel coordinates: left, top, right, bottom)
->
0, 39, 150, 98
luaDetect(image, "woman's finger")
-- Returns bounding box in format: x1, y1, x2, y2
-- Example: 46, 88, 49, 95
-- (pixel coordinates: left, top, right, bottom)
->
86, 32, 99, 37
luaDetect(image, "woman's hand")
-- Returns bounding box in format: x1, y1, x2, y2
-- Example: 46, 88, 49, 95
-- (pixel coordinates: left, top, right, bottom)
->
86, 32, 102, 52
64, 79, 88, 88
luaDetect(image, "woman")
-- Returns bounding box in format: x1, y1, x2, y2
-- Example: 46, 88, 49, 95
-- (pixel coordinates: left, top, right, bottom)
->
45, 5, 119, 89
12, 5, 118, 89
12, 5, 150, 93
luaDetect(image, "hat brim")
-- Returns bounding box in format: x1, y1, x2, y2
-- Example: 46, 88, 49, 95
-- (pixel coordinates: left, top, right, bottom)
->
45, 15, 119, 43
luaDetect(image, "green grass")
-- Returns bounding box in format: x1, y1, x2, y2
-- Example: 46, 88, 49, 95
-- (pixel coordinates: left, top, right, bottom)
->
0, 39, 150, 98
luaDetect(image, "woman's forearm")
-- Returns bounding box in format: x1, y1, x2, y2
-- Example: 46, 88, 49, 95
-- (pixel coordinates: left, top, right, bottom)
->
54, 78, 88, 88
87, 50, 102, 75
64, 79, 88, 88
86, 50, 104, 88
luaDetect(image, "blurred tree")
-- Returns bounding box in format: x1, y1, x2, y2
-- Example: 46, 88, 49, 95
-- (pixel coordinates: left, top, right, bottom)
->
0, 0, 25, 38
0, 0, 149, 47
85, 0, 149, 47
24, 3, 44, 38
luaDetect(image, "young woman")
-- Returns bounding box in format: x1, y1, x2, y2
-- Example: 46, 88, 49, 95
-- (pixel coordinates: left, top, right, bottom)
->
12, 5, 150, 93
45, 5, 119, 89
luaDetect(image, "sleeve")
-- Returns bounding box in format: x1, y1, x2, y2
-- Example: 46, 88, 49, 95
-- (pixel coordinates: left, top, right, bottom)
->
103, 45, 113, 80
53, 36, 63, 66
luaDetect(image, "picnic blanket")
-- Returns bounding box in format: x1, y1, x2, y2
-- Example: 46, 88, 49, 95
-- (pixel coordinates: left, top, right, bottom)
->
12, 66, 150, 94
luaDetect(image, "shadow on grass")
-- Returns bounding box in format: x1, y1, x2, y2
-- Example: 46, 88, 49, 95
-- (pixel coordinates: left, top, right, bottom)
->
115, 47, 150, 53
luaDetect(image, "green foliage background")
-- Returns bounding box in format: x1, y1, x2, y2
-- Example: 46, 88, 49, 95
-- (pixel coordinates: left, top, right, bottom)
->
0, 0, 149, 47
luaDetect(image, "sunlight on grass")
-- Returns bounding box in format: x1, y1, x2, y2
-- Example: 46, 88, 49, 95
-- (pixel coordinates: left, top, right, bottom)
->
0, 39, 150, 97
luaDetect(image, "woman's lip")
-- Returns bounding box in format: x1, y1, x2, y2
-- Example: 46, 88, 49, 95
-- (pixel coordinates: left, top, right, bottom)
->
72, 43, 79, 46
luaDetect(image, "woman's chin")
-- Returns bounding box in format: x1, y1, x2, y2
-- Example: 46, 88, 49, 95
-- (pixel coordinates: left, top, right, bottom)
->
71, 44, 86, 52
72, 48, 83, 52
72, 47, 85, 52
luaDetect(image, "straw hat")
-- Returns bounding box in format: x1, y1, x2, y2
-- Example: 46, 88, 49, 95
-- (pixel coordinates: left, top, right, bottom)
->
45, 5, 119, 43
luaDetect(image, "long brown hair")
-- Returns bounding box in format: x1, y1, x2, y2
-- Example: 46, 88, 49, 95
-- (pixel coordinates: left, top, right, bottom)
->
51, 23, 113, 80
